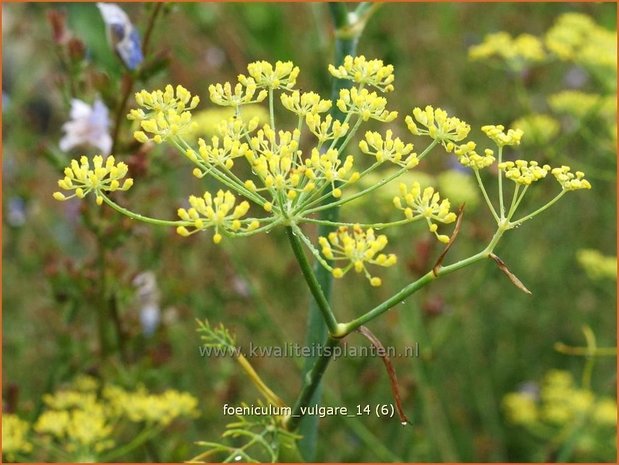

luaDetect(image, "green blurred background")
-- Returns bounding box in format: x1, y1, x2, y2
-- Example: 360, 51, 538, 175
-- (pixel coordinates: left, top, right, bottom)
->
3, 2, 616, 462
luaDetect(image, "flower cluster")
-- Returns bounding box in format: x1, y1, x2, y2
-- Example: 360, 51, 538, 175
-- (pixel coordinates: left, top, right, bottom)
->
209, 80, 267, 107
336, 87, 397, 122
240, 60, 300, 91
447, 141, 495, 169
481, 124, 523, 147
551, 166, 592, 191
393, 182, 457, 243
319, 225, 397, 286
2, 414, 32, 461
53, 155, 133, 205
176, 190, 258, 242
305, 113, 349, 143
281, 91, 332, 117
359, 130, 418, 168
406, 106, 470, 147
328, 55, 395, 92
129, 85, 199, 143
468, 32, 546, 68
511, 114, 560, 146
503, 370, 616, 427
576, 249, 617, 281
499, 160, 551, 185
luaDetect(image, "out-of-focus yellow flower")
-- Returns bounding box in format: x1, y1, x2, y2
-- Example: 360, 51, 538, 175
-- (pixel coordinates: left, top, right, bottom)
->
115, 387, 199, 427
551, 166, 591, 191
469, 32, 546, 67
240, 60, 300, 91
503, 392, 538, 425
511, 114, 560, 146
437, 170, 480, 210
53, 155, 133, 205
319, 225, 397, 286
358, 130, 418, 168
593, 398, 617, 426
336, 87, 397, 122
328, 55, 395, 92
185, 105, 267, 140
499, 160, 551, 185
406, 106, 470, 147
2, 414, 32, 460
577, 249, 617, 280
393, 182, 457, 243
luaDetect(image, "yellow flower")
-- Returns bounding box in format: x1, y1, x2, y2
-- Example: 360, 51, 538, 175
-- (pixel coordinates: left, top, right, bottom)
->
576, 249, 617, 280
469, 32, 545, 66
239, 60, 300, 91
129, 85, 199, 144
281, 91, 332, 117
118, 388, 199, 427
328, 55, 395, 92
499, 160, 550, 185
53, 155, 133, 205
176, 190, 254, 242
511, 114, 560, 146
548, 91, 603, 119
393, 182, 457, 243
305, 113, 350, 143
184, 105, 267, 140
406, 106, 470, 146
2, 414, 32, 460
593, 398, 617, 426
437, 170, 480, 210
358, 130, 418, 168
551, 166, 591, 191
336, 87, 397, 122
187, 135, 251, 172
481, 124, 523, 147
319, 224, 397, 286
447, 141, 495, 169
209, 79, 268, 107
306, 148, 360, 196
503, 392, 538, 425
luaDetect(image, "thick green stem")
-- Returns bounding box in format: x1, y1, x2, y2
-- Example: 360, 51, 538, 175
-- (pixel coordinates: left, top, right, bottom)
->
286, 337, 341, 431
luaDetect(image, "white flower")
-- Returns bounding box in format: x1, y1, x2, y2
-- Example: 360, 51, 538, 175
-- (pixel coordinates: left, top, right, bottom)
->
59, 98, 112, 155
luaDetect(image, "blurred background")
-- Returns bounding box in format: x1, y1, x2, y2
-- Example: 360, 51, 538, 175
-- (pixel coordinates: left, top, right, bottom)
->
2, 2, 616, 462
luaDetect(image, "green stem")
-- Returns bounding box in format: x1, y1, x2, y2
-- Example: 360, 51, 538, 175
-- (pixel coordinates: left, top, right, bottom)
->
497, 146, 505, 218
100, 193, 188, 227
301, 216, 419, 230
474, 168, 499, 223
286, 337, 341, 431
340, 226, 506, 335
511, 190, 566, 226
286, 226, 339, 335
100, 424, 162, 461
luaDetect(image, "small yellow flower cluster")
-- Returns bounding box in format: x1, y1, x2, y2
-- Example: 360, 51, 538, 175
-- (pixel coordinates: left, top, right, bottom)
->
469, 32, 546, 66
53, 155, 133, 205
130, 85, 199, 144
551, 166, 592, 191
447, 141, 495, 170
240, 60, 300, 91
437, 170, 481, 210
511, 114, 560, 146
336, 87, 398, 122
545, 13, 616, 70
328, 55, 395, 92
576, 249, 617, 281
35, 389, 115, 455
548, 91, 613, 119
107, 386, 199, 427
185, 105, 267, 140
393, 182, 457, 243
305, 113, 349, 143
307, 148, 360, 197
358, 130, 418, 168
177, 190, 258, 242
481, 124, 523, 147
504, 370, 616, 429
209, 80, 268, 107
499, 160, 551, 185
281, 91, 332, 117
406, 106, 470, 147
188, 135, 251, 171
319, 225, 397, 286
2, 414, 33, 461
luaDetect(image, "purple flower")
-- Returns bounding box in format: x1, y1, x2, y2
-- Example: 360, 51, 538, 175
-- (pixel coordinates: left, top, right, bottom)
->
59, 98, 112, 155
